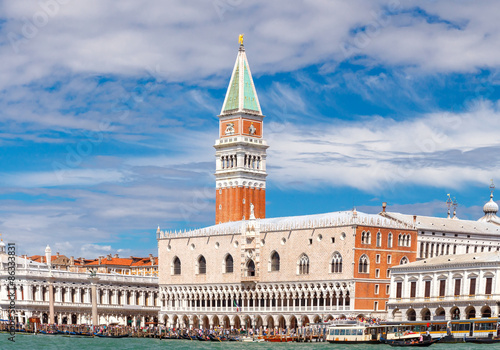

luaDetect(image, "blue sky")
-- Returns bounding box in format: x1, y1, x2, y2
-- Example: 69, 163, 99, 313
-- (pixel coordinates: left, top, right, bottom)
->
1, 0, 500, 258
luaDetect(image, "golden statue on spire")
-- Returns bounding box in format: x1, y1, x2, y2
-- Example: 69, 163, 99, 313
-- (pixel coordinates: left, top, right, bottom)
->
238, 34, 244, 45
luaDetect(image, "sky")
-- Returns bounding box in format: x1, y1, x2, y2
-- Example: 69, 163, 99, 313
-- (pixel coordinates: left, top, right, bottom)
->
1, 0, 500, 258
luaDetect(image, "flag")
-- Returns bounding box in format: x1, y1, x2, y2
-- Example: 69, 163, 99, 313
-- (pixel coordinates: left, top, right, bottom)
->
233, 300, 240, 312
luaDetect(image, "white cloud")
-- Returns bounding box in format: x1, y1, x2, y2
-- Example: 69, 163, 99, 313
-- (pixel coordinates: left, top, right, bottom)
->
1, 169, 128, 188
1, 0, 500, 92
268, 100, 500, 191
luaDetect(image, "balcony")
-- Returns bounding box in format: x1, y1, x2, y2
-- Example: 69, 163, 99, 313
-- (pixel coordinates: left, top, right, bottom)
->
241, 275, 259, 282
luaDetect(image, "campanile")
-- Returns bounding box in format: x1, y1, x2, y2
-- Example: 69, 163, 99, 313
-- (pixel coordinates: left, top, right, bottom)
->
214, 37, 268, 224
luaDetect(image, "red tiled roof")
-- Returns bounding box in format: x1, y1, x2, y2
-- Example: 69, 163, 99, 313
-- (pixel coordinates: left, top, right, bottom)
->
85, 258, 134, 266
131, 257, 158, 267
28, 255, 59, 263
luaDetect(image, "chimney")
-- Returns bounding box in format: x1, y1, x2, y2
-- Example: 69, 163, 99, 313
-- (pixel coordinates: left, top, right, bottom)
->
98, 256, 103, 264
113, 254, 118, 258
107, 254, 112, 261
413, 215, 417, 224
56, 252, 60, 257
150, 255, 154, 264
70, 256, 74, 265
382, 202, 387, 213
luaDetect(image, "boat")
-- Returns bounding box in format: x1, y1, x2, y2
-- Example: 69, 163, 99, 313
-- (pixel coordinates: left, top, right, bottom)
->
466, 337, 500, 344
326, 320, 387, 343
208, 333, 223, 341
262, 334, 295, 342
386, 338, 438, 347
240, 336, 265, 342
95, 333, 129, 338
385, 317, 500, 342
384, 331, 438, 347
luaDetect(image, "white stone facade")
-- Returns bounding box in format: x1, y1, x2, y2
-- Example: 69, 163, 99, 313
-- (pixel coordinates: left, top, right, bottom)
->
381, 211, 500, 259
158, 210, 416, 328
387, 251, 500, 321
0, 252, 159, 326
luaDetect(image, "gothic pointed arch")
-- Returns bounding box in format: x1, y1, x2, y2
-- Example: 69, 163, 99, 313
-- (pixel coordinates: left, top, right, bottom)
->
197, 255, 206, 274
246, 259, 256, 277
358, 254, 369, 273
223, 253, 234, 273
298, 254, 309, 274
172, 256, 181, 275
331, 251, 342, 273
269, 251, 280, 272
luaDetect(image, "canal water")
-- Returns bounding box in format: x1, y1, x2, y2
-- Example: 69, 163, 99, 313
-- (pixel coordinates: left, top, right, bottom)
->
0, 334, 484, 349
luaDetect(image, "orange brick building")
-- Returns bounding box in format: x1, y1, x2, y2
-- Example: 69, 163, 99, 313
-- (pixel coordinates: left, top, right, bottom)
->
353, 225, 417, 312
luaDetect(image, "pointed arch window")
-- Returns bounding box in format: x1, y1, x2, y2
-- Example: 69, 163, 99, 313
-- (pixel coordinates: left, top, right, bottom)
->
331, 252, 342, 273
358, 254, 369, 274
376, 232, 382, 247
246, 259, 256, 277
224, 254, 233, 273
298, 254, 309, 274
270, 251, 280, 272
388, 232, 393, 248
198, 255, 206, 274
400, 256, 409, 265
366, 231, 371, 244
398, 234, 402, 246
172, 257, 181, 275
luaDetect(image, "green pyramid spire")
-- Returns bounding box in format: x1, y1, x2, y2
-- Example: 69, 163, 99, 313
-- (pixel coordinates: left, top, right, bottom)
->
221, 44, 262, 115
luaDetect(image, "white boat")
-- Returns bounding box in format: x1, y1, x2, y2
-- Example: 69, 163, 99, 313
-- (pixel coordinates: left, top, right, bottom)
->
326, 320, 386, 344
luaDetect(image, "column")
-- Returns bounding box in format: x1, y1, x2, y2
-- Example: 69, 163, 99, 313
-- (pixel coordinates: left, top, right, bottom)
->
91, 281, 98, 326
49, 282, 55, 324
27, 284, 34, 301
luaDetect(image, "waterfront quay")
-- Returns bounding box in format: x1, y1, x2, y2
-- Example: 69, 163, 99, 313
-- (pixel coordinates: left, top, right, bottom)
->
0, 322, 327, 342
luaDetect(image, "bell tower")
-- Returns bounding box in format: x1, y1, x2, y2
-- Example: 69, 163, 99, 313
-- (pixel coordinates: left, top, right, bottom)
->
214, 37, 268, 224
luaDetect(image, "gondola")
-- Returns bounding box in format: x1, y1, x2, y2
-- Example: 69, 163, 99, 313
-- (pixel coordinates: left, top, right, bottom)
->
466, 337, 500, 344
208, 333, 224, 341
386, 338, 439, 347
95, 333, 129, 338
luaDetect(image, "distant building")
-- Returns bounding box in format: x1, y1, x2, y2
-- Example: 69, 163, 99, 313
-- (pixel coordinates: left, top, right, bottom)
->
0, 244, 159, 326
387, 251, 500, 321
84, 254, 158, 276
381, 189, 500, 260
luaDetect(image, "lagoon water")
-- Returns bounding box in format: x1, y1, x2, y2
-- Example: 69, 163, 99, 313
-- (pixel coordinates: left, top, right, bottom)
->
0, 334, 483, 350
